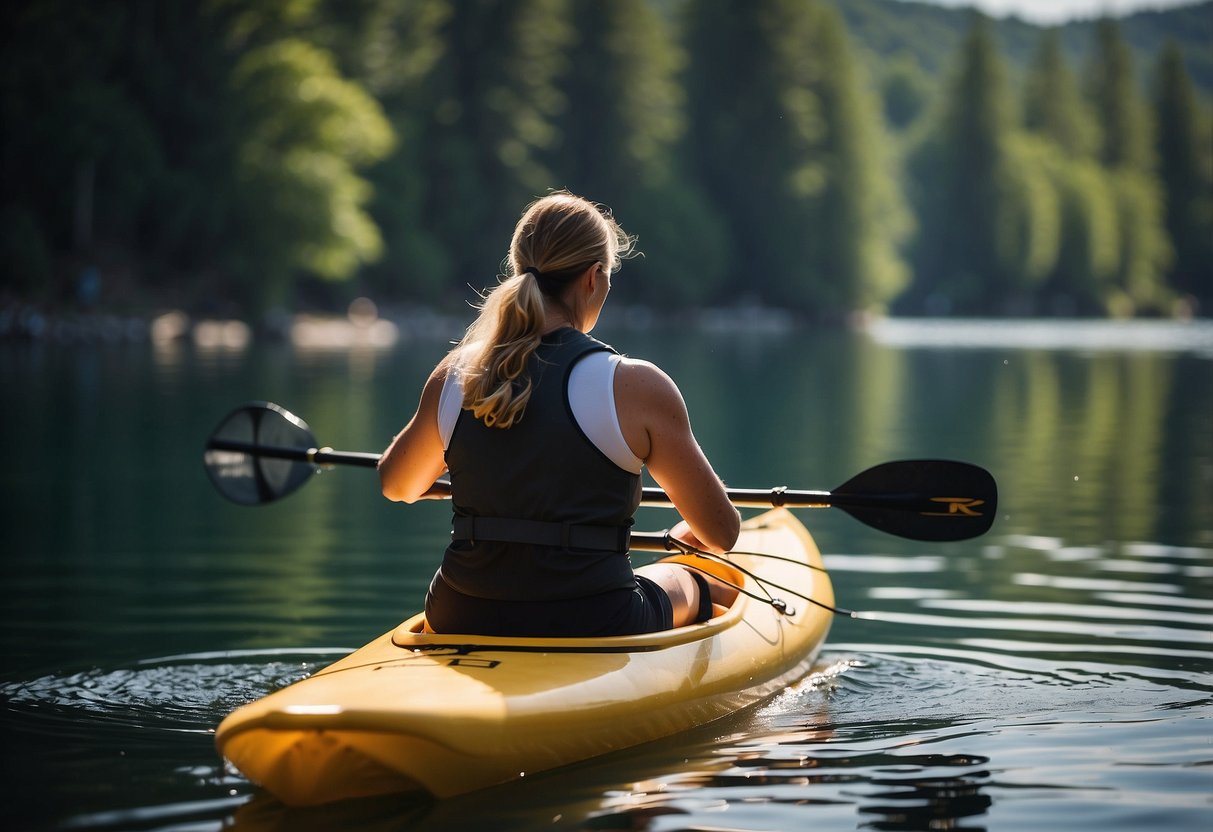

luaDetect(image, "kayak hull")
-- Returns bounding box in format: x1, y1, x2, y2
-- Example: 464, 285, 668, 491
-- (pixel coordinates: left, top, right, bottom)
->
215, 508, 833, 805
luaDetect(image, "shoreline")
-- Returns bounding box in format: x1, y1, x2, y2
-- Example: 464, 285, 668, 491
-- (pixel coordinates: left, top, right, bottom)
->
3, 299, 1211, 355
0, 299, 809, 347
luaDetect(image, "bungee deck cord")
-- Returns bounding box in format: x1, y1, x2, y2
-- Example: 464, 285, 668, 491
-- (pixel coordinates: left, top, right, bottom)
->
659, 536, 857, 619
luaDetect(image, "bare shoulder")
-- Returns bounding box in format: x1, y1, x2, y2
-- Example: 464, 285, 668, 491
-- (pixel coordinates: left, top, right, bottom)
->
426, 360, 450, 387
418, 362, 449, 406
615, 357, 686, 410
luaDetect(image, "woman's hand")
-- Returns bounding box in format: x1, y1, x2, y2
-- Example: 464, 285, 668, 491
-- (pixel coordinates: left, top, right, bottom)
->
668, 519, 709, 552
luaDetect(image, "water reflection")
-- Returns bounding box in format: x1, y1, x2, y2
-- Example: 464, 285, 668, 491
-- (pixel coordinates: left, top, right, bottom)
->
854, 756, 993, 832
1, 319, 1210, 831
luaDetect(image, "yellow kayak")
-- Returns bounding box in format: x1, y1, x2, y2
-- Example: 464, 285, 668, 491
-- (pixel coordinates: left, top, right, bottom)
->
215, 508, 834, 805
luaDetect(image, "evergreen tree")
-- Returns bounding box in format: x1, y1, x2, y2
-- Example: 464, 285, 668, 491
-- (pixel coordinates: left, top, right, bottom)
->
906, 15, 1020, 313
550, 0, 729, 307
1003, 135, 1063, 305
406, 0, 573, 298
0, 0, 395, 313
2, 1, 187, 298
1038, 152, 1121, 314
1107, 169, 1173, 315
1087, 19, 1153, 171
1022, 28, 1114, 313
683, 0, 907, 316
314, 0, 455, 302
1023, 29, 1098, 158
1153, 42, 1213, 311
805, 5, 910, 313
555, 0, 683, 198
1085, 19, 1172, 314
682, 0, 825, 309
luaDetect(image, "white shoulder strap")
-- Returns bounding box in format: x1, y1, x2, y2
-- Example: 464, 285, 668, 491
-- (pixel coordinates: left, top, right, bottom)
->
568, 352, 644, 474
437, 367, 463, 450
438, 351, 644, 475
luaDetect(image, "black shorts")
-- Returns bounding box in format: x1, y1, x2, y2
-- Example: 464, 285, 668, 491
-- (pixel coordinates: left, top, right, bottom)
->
425, 571, 674, 638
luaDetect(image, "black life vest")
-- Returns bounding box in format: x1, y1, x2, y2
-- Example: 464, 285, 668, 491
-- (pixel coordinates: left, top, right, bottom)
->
440, 328, 642, 602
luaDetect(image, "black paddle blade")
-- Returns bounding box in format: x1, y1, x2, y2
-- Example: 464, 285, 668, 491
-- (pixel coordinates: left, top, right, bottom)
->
832, 460, 998, 541
203, 402, 318, 505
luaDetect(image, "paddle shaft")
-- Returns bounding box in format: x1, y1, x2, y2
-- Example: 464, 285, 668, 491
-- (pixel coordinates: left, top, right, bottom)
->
208, 439, 380, 468
207, 439, 679, 550
207, 439, 880, 510
206, 401, 996, 541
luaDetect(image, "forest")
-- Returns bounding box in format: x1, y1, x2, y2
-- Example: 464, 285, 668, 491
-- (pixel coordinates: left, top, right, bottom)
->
2, 0, 1211, 322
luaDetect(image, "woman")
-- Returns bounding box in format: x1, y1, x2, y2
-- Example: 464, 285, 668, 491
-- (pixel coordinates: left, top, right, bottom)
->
379, 191, 739, 636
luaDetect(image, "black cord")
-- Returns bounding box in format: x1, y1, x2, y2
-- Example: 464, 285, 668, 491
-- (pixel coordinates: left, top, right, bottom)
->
663, 538, 857, 619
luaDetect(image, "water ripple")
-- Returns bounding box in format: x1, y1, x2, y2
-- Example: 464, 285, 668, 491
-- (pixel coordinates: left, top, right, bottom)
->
0, 649, 348, 734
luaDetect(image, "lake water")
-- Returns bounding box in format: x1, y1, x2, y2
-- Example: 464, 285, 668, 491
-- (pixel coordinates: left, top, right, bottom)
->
1, 316, 1210, 831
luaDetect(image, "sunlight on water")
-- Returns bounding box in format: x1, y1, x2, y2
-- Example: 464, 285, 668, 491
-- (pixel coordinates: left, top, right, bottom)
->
823, 554, 945, 573
580, 652, 1209, 831
2, 325, 1209, 831
61, 796, 252, 832
865, 318, 1213, 356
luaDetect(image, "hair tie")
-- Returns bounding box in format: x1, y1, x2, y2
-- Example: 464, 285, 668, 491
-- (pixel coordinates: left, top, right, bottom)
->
523, 266, 541, 278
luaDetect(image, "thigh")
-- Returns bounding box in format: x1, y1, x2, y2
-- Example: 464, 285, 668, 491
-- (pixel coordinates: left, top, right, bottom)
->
426, 571, 660, 637
634, 562, 700, 628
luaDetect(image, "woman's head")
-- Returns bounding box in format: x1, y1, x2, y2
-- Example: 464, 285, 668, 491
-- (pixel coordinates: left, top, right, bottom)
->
508, 191, 633, 293
455, 192, 634, 429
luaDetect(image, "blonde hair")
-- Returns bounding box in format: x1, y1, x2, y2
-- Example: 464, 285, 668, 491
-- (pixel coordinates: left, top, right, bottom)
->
452, 192, 634, 429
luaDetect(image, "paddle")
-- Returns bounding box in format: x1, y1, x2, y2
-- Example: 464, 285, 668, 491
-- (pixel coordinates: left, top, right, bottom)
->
204, 402, 998, 542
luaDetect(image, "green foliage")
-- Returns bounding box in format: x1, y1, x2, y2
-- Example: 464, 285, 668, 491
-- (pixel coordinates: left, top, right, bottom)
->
1087, 19, 1155, 171
556, 0, 684, 188
905, 16, 1024, 314
1, 0, 395, 312
310, 0, 454, 300
546, 0, 729, 307
1023, 29, 1098, 158
1037, 149, 1121, 314
833, 0, 1213, 99
1107, 168, 1174, 316
229, 37, 394, 300
683, 0, 908, 316
807, 5, 910, 313
614, 177, 733, 308
1, 0, 1209, 319
1002, 135, 1062, 295
389, 0, 573, 299
1, 2, 162, 258
1079, 20, 1174, 315
880, 53, 933, 132
1153, 43, 1213, 309
682, 0, 825, 308
903, 13, 1193, 317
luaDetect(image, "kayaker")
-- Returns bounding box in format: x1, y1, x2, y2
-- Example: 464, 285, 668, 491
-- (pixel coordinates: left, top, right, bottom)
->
379, 191, 739, 636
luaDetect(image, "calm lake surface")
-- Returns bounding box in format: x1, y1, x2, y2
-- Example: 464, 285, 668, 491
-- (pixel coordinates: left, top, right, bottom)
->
1, 317, 1210, 831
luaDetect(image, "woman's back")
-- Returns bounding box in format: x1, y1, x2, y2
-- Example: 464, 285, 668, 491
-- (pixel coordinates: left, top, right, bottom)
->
440, 328, 641, 603
379, 190, 738, 636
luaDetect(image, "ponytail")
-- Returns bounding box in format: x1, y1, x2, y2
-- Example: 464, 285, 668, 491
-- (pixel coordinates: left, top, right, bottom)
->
452, 271, 547, 428
451, 191, 635, 429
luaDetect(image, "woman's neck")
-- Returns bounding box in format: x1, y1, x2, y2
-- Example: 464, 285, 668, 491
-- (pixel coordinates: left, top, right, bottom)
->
541, 307, 580, 335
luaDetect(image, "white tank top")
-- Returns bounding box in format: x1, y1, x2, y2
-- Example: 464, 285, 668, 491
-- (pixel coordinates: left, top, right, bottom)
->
438, 351, 644, 475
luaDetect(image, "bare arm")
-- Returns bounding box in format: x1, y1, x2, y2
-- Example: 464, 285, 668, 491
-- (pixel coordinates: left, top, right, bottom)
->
379, 365, 449, 503
614, 359, 740, 554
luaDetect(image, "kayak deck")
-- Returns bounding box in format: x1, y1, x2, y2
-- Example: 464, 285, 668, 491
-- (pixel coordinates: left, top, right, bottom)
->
215, 508, 834, 805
